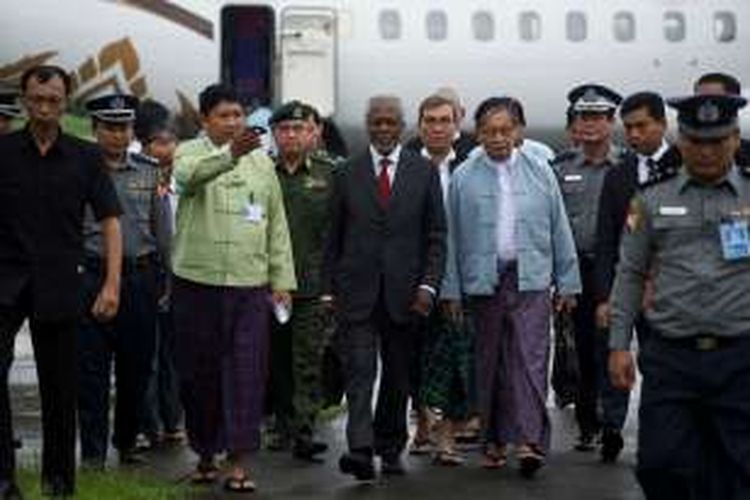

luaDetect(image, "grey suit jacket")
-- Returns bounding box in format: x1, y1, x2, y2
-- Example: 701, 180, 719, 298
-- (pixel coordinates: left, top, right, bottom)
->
323, 147, 446, 323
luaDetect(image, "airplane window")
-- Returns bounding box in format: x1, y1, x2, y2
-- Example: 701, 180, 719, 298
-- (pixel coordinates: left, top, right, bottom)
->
613, 12, 636, 42
426, 10, 448, 41
714, 11, 736, 42
519, 11, 542, 41
664, 12, 685, 42
379, 9, 401, 40
566, 11, 587, 42
472, 11, 495, 41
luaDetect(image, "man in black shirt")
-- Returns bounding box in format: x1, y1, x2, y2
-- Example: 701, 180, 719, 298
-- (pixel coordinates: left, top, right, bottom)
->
0, 65, 122, 499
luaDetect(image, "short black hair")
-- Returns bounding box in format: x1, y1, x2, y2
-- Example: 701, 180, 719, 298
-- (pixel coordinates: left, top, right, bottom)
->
694, 72, 742, 96
21, 65, 72, 96
135, 99, 173, 144
199, 84, 241, 116
474, 96, 526, 128
620, 92, 666, 121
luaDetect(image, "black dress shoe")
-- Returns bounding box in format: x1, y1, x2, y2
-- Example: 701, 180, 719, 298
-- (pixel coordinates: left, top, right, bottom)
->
0, 481, 22, 500
41, 477, 73, 498
600, 428, 624, 463
292, 439, 328, 461
381, 454, 406, 476
339, 452, 375, 481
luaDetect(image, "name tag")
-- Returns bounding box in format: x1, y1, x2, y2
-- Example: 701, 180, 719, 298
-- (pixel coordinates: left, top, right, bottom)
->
244, 202, 264, 223
564, 174, 583, 182
658, 206, 688, 216
719, 219, 750, 261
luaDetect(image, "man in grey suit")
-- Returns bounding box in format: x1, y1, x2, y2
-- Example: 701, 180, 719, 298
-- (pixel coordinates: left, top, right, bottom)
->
323, 96, 446, 480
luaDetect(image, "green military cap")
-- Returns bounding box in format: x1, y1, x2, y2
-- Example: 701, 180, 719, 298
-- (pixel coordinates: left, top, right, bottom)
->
269, 100, 314, 126
667, 94, 747, 139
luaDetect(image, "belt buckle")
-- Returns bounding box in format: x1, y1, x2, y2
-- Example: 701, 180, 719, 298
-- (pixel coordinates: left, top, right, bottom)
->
695, 336, 718, 351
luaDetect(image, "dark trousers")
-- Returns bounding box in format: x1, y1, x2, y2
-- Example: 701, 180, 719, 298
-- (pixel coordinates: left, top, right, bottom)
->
267, 316, 294, 437
341, 294, 415, 457
0, 291, 77, 490
77, 262, 157, 461
573, 257, 631, 434
571, 257, 599, 436
142, 306, 182, 437
637, 336, 750, 500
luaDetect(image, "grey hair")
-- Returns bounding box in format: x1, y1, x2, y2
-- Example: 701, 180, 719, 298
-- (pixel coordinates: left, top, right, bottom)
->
367, 95, 404, 122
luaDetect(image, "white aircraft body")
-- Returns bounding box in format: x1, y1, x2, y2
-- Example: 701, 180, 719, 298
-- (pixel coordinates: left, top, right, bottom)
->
1, 0, 748, 147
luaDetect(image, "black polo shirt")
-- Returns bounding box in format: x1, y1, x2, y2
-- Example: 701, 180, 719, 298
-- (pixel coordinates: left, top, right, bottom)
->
0, 128, 121, 321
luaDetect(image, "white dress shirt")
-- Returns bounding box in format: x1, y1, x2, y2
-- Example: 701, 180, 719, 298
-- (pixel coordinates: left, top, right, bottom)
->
636, 140, 669, 185
370, 144, 402, 186
494, 150, 518, 262
421, 147, 456, 204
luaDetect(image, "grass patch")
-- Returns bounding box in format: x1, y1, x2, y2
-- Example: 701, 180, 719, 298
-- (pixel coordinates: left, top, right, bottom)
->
17, 467, 188, 500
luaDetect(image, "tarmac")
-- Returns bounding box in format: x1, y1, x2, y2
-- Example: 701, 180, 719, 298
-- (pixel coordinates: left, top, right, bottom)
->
10, 326, 645, 499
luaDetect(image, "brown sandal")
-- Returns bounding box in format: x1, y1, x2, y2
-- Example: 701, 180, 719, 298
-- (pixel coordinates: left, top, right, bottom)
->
481, 444, 507, 469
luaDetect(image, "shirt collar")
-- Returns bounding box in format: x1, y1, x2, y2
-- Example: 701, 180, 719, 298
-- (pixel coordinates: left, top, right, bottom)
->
420, 147, 456, 168
370, 144, 401, 167
21, 125, 70, 157
637, 140, 670, 163
678, 164, 742, 194
481, 147, 518, 171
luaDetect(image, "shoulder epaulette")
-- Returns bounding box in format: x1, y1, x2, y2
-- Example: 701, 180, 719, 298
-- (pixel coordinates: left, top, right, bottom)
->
739, 164, 750, 177
548, 149, 577, 168
128, 151, 160, 168
641, 162, 680, 189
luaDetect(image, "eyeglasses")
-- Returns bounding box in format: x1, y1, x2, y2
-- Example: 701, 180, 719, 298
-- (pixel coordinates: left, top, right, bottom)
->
24, 94, 65, 108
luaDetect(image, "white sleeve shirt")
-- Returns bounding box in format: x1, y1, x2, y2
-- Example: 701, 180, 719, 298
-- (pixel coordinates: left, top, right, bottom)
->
370, 144, 402, 186
495, 150, 518, 262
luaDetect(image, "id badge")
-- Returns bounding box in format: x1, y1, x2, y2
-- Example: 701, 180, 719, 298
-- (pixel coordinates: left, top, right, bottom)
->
719, 218, 750, 261
244, 202, 264, 223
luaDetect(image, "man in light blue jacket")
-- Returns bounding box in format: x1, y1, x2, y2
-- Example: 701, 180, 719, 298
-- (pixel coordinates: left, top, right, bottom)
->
441, 97, 580, 477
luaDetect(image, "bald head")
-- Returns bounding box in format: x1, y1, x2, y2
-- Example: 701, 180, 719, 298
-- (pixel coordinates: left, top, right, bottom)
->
367, 95, 404, 122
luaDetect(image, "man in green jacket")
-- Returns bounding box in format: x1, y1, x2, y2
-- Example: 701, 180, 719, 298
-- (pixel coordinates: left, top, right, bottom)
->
171, 84, 296, 493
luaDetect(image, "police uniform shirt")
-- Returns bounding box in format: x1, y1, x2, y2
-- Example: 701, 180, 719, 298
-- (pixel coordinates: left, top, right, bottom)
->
609, 165, 750, 350
83, 151, 165, 259
555, 148, 621, 255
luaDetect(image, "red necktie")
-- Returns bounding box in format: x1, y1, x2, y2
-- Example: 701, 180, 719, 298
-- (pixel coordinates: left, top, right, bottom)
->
378, 158, 392, 206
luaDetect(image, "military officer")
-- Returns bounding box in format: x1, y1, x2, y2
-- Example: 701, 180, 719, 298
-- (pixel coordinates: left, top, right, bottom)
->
268, 101, 336, 461
609, 94, 750, 499
0, 93, 21, 135
78, 94, 168, 468
552, 84, 628, 460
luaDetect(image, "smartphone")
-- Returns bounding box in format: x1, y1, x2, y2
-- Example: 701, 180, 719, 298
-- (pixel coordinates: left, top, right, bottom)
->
247, 125, 267, 135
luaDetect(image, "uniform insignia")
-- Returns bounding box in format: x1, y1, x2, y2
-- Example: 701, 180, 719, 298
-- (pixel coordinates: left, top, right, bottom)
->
696, 100, 721, 124
110, 96, 126, 110
129, 151, 160, 168
626, 198, 644, 233
305, 177, 328, 190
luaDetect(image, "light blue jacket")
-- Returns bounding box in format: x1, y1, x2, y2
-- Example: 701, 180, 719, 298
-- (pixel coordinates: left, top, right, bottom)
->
441, 148, 581, 299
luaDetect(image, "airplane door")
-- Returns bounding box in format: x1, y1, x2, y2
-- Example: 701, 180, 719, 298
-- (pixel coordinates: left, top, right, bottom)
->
280, 8, 337, 116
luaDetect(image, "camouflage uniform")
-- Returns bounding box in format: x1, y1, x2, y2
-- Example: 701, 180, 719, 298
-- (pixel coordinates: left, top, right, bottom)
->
274, 152, 337, 442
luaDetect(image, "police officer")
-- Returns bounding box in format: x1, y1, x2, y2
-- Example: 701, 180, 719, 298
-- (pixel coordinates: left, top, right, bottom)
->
609, 94, 750, 499
267, 101, 336, 461
0, 92, 21, 135
552, 83, 627, 459
78, 94, 168, 468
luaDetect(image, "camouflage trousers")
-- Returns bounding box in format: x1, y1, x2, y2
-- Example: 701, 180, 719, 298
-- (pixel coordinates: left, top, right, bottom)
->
271, 298, 335, 439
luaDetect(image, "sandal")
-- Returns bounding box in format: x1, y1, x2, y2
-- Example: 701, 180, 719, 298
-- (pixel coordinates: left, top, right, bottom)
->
432, 449, 465, 466
190, 462, 220, 485
517, 445, 545, 478
481, 444, 507, 469
409, 437, 434, 455
224, 472, 257, 493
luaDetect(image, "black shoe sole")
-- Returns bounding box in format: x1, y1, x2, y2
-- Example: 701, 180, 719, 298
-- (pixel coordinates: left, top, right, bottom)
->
339, 457, 375, 481
519, 456, 543, 478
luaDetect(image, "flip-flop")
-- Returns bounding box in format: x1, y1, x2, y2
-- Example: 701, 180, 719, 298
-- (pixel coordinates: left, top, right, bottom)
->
224, 473, 257, 493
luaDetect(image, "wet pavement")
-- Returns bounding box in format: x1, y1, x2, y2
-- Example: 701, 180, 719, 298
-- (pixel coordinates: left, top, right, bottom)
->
10, 328, 645, 499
